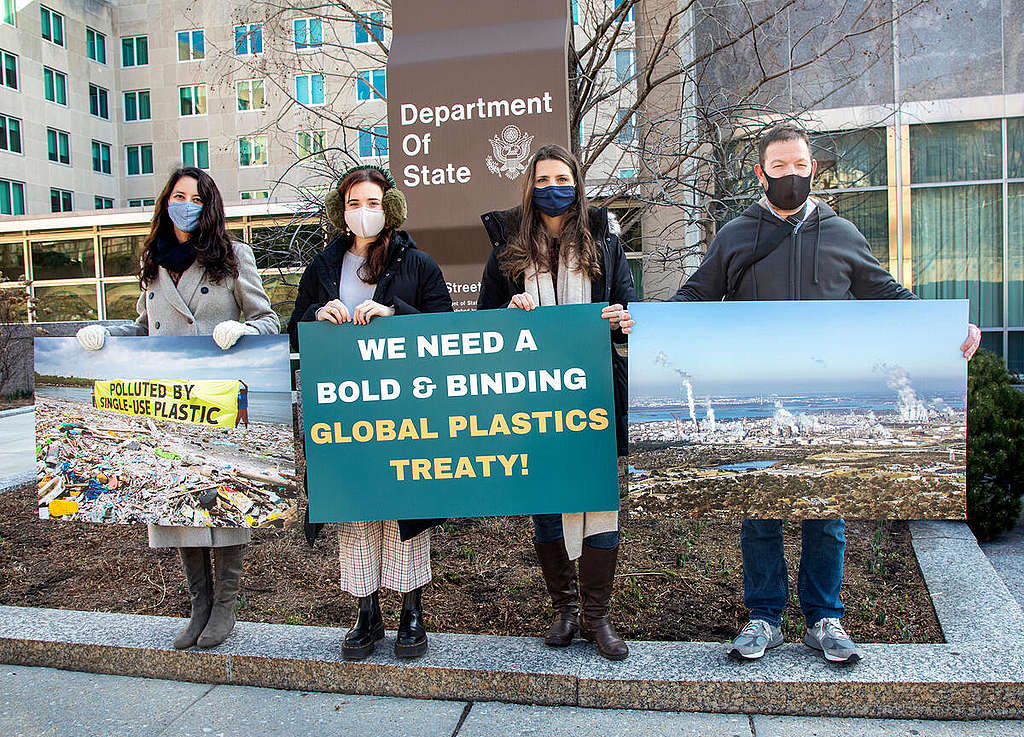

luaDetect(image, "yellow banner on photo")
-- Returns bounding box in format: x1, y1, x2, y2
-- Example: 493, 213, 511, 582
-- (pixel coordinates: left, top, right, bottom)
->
93, 379, 239, 428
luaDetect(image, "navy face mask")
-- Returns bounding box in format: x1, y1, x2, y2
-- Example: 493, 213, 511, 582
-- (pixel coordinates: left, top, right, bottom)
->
533, 185, 577, 216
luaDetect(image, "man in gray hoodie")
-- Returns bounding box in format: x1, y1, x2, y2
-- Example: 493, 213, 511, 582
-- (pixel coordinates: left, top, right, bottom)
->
671, 124, 981, 665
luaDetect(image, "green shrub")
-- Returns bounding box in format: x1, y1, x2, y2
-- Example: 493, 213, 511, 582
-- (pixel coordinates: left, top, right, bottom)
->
967, 350, 1024, 541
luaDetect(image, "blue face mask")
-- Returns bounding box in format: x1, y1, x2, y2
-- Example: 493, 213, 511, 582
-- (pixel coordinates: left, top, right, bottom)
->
532, 185, 576, 216
167, 201, 203, 233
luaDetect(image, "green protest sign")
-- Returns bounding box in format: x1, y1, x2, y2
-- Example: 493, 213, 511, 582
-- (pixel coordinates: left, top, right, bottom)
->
298, 304, 619, 522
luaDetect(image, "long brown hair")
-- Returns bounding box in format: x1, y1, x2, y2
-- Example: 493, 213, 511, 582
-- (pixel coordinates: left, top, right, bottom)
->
331, 167, 392, 283
140, 167, 237, 287
498, 144, 601, 282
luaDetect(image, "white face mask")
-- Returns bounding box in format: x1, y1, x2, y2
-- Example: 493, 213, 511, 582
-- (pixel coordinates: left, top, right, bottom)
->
344, 206, 386, 239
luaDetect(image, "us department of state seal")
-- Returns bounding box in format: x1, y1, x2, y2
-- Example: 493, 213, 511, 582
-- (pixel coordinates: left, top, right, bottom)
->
485, 125, 534, 180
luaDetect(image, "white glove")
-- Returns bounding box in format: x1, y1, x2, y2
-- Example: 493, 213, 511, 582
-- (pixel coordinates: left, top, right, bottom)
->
76, 325, 108, 351
212, 320, 258, 350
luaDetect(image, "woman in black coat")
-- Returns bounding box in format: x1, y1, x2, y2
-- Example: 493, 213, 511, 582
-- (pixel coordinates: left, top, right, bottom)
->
478, 144, 636, 661
288, 165, 452, 661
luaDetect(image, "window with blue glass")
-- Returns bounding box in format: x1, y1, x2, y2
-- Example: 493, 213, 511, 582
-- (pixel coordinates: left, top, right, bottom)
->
354, 12, 383, 43
615, 109, 635, 143
614, 0, 634, 22
615, 49, 635, 82
295, 74, 324, 106
177, 29, 204, 61
294, 18, 323, 49
234, 23, 263, 55
571, 0, 578, 24
358, 126, 387, 157
357, 69, 385, 100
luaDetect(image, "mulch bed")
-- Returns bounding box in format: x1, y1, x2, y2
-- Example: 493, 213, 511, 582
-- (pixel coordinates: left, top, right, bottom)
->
0, 397, 32, 412
0, 482, 942, 644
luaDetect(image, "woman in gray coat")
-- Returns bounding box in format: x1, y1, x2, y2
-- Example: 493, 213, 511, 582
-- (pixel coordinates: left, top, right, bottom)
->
76, 167, 279, 649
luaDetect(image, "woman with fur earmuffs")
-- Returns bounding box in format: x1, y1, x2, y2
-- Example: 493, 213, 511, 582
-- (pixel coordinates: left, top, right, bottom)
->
288, 164, 452, 661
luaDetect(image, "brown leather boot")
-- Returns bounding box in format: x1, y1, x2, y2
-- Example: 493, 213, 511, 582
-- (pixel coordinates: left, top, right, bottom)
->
534, 540, 579, 646
578, 543, 629, 660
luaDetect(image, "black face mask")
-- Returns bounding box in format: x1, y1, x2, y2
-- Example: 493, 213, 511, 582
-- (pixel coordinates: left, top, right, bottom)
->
763, 172, 811, 211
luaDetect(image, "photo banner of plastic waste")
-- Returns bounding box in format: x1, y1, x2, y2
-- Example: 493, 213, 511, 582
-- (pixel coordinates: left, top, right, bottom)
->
299, 304, 619, 523
34, 334, 297, 527
628, 300, 969, 520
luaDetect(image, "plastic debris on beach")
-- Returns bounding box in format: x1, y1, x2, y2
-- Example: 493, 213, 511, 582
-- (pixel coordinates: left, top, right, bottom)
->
36, 396, 298, 528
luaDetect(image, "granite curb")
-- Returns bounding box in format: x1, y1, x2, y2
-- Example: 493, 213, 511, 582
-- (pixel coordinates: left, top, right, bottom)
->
1, 521, 1022, 719
0, 405, 33, 419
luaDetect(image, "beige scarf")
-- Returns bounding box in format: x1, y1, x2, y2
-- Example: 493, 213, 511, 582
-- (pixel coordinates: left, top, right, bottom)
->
523, 245, 618, 561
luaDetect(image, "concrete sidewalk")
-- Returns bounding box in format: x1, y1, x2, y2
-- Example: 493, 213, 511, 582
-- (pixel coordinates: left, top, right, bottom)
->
3, 665, 1023, 737
0, 406, 34, 490
981, 508, 1024, 609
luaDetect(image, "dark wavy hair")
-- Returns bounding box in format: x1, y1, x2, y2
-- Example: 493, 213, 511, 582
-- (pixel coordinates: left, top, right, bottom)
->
140, 167, 238, 287
330, 167, 392, 284
498, 144, 601, 282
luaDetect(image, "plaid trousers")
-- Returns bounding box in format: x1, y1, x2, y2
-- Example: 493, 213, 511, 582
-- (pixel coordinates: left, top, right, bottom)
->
337, 520, 432, 596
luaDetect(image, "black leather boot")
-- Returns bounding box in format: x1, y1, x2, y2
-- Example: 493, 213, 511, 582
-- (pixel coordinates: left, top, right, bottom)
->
534, 540, 579, 646
394, 587, 428, 658
342, 591, 385, 661
173, 547, 212, 649
578, 543, 629, 661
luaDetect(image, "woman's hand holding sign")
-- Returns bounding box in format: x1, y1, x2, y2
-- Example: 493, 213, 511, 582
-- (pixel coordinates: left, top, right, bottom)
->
508, 292, 537, 311
511, 294, 633, 335
352, 300, 396, 324
316, 299, 396, 325
602, 303, 634, 335
316, 300, 351, 324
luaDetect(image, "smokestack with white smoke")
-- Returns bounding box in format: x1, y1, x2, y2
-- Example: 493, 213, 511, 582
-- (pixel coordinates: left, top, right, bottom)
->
878, 364, 929, 422
653, 351, 699, 429
772, 400, 799, 435
705, 398, 716, 433
682, 376, 697, 428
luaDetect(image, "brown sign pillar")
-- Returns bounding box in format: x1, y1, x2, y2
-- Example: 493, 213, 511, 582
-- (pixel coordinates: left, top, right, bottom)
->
387, 0, 571, 309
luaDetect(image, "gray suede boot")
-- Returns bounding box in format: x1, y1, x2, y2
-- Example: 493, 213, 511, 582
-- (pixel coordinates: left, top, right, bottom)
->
197, 544, 245, 649
173, 547, 213, 650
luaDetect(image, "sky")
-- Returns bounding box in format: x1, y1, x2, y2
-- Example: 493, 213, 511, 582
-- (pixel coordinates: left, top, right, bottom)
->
629, 300, 968, 396
35, 335, 291, 393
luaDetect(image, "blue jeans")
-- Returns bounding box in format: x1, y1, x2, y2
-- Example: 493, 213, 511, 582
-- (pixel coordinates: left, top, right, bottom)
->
532, 513, 619, 549
740, 518, 846, 627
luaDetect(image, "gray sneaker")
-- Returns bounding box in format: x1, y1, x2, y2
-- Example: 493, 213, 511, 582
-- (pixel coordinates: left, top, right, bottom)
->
728, 619, 783, 660
804, 617, 863, 664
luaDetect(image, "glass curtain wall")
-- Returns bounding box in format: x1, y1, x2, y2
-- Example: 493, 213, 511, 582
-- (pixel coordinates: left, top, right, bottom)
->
910, 118, 1021, 372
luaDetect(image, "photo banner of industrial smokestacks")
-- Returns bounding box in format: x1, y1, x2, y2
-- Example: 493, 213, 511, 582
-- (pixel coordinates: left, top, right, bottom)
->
628, 301, 969, 520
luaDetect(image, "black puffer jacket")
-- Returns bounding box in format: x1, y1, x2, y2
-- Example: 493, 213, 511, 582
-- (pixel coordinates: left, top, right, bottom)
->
289, 229, 452, 542
478, 206, 636, 456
